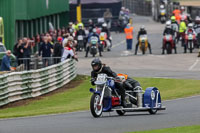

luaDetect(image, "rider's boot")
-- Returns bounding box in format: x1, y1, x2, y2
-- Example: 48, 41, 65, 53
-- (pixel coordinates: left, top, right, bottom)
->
135, 44, 139, 55
174, 47, 177, 54
198, 49, 200, 57
148, 43, 152, 54
85, 47, 89, 57
162, 48, 165, 54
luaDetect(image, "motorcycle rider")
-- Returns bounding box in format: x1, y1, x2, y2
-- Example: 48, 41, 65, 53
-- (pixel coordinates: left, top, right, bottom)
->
194, 17, 200, 57
88, 19, 95, 33
163, 21, 176, 54
101, 23, 112, 46
178, 17, 187, 46
171, 16, 179, 45
185, 23, 197, 53
90, 58, 127, 107
76, 23, 86, 50
85, 28, 102, 57
67, 22, 75, 36
180, 6, 192, 24
135, 25, 152, 55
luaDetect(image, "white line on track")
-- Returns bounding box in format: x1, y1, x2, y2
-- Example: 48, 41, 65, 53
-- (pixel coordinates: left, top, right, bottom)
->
112, 40, 126, 48
189, 59, 199, 71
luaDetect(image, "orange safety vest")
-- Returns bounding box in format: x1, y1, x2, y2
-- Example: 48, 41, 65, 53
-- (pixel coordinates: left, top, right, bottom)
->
124, 27, 134, 39
117, 73, 128, 80
175, 14, 181, 24
173, 9, 181, 17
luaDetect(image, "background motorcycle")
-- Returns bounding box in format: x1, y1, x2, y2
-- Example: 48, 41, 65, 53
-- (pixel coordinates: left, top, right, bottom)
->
90, 36, 98, 57
185, 32, 196, 53
77, 35, 85, 51
163, 34, 173, 54
159, 9, 166, 24
139, 35, 148, 55
99, 32, 111, 51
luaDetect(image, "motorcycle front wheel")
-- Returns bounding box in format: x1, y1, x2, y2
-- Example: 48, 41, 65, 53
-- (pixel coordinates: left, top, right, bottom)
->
90, 94, 103, 118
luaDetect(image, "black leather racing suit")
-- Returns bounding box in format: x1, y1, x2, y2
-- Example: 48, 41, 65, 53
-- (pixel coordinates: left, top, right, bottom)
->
91, 65, 126, 104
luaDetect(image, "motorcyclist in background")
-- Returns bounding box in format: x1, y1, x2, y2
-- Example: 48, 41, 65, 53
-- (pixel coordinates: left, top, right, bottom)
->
90, 58, 127, 107
180, 6, 192, 24
135, 25, 152, 55
88, 19, 95, 33
178, 17, 187, 45
85, 28, 102, 57
76, 23, 86, 38
67, 22, 75, 36
76, 23, 86, 51
171, 16, 179, 28
119, 7, 126, 20
171, 16, 179, 45
194, 17, 200, 51
185, 23, 197, 53
163, 21, 176, 54
101, 23, 112, 46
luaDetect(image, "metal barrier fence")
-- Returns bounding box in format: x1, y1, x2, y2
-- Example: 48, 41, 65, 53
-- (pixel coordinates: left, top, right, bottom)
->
0, 59, 76, 107
122, 0, 152, 16
15, 57, 64, 71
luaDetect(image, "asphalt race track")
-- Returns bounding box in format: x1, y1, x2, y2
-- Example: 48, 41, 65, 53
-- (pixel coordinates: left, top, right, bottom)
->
0, 15, 200, 133
0, 95, 200, 133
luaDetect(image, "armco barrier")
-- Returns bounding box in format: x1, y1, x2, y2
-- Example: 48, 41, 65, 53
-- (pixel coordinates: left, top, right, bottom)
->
0, 59, 77, 107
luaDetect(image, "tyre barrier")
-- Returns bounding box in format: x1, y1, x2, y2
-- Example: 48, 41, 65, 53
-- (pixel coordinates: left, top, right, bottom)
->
0, 59, 77, 107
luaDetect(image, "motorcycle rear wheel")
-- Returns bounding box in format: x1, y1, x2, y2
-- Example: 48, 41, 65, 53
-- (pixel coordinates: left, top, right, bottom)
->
166, 43, 172, 54
90, 94, 103, 118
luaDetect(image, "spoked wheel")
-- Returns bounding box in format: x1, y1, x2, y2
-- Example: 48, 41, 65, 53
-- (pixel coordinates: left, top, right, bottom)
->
90, 94, 103, 118
116, 110, 126, 116
148, 108, 158, 114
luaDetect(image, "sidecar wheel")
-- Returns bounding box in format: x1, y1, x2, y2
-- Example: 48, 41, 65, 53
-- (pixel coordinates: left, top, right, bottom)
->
148, 108, 157, 114
90, 94, 103, 118
116, 110, 126, 116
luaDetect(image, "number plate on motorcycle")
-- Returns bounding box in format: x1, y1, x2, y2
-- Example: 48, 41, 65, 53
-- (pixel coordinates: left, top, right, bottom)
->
95, 74, 107, 84
78, 35, 83, 40
188, 34, 193, 40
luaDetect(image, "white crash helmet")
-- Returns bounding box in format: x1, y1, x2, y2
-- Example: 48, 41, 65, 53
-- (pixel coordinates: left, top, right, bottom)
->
166, 21, 171, 28
121, 7, 125, 10
89, 19, 93, 23
160, 5, 164, 9
92, 28, 97, 33
140, 25, 145, 30
181, 6, 185, 10
69, 22, 73, 25
102, 23, 107, 27
188, 23, 193, 28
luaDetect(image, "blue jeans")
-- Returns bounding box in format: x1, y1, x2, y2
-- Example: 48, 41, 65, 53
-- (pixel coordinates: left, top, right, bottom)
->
126, 39, 133, 50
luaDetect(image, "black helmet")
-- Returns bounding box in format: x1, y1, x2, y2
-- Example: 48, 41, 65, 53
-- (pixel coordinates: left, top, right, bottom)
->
91, 58, 102, 72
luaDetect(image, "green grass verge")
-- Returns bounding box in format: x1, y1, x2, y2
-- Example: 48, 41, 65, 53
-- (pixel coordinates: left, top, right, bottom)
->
127, 125, 200, 133
0, 76, 200, 118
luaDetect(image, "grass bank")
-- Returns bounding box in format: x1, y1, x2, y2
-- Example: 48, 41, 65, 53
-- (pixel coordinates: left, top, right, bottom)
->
0, 75, 200, 118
